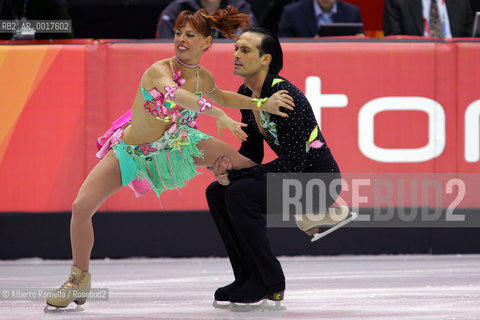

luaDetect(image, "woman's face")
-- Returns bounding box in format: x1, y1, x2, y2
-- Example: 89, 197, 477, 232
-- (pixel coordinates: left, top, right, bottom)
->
174, 23, 210, 60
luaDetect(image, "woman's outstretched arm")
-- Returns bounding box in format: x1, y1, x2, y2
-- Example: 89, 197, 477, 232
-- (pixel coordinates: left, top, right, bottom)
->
144, 62, 227, 117
201, 69, 295, 117
144, 62, 248, 141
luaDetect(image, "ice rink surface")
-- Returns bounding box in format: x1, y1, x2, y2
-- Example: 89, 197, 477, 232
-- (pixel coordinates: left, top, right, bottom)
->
1, 255, 479, 320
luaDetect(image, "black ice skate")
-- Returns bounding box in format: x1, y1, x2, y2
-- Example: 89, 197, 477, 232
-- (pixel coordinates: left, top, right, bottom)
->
212, 280, 244, 309
229, 278, 286, 311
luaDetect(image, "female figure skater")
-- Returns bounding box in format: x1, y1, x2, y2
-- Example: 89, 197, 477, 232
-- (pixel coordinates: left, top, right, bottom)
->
45, 6, 294, 311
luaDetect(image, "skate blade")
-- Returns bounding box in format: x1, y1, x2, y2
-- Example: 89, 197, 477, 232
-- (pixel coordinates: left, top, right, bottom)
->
44, 305, 84, 313
311, 211, 358, 242
230, 299, 286, 312
212, 300, 233, 309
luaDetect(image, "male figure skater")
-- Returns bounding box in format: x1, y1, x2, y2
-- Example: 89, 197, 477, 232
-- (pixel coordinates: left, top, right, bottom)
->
206, 27, 349, 308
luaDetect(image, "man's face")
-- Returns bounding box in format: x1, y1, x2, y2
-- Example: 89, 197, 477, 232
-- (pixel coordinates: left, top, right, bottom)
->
233, 32, 266, 78
317, 0, 336, 9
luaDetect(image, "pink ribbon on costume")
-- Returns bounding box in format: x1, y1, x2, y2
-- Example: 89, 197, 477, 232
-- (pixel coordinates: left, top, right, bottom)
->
179, 146, 187, 167
164, 86, 178, 100
144, 101, 159, 117
173, 70, 186, 86
309, 140, 324, 149
96, 109, 132, 157
160, 104, 169, 115
188, 121, 199, 129
166, 108, 183, 134
148, 88, 163, 99
144, 88, 169, 118
138, 143, 158, 155
197, 98, 212, 112
128, 178, 152, 198
167, 123, 177, 134
169, 108, 182, 123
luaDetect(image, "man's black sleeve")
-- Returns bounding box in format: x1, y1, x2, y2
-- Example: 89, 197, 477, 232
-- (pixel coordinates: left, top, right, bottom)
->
237, 110, 264, 165
228, 81, 314, 181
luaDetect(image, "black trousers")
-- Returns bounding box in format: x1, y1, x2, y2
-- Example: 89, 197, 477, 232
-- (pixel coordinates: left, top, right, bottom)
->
206, 177, 285, 294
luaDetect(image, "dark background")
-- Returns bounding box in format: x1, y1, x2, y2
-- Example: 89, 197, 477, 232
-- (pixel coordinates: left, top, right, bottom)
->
1, 0, 477, 39
1, 210, 479, 259
1, 0, 294, 39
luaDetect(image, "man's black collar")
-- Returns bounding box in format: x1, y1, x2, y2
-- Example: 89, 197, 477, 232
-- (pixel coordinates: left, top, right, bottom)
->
242, 73, 280, 98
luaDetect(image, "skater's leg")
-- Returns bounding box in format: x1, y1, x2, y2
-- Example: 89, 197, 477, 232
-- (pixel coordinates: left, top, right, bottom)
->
193, 138, 256, 169
46, 150, 123, 309
206, 182, 251, 301
223, 178, 285, 301
71, 150, 123, 272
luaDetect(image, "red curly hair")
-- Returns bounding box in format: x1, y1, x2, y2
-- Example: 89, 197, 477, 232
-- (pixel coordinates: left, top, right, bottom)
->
174, 5, 251, 40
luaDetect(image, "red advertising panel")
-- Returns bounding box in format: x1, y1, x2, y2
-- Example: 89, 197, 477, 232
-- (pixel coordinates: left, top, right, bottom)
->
0, 41, 479, 212
0, 45, 86, 211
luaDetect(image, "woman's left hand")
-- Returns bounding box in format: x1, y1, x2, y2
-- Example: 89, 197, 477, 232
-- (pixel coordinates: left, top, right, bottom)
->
216, 113, 248, 141
262, 90, 295, 117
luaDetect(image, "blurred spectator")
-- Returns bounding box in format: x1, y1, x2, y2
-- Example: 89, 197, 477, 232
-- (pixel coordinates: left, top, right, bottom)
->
156, 0, 257, 39
248, 0, 296, 34
278, 0, 363, 37
383, 0, 474, 38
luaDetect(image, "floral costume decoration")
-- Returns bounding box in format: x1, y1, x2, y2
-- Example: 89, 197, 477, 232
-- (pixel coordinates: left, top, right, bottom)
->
227, 74, 337, 183
259, 110, 280, 146
96, 59, 213, 198
305, 126, 324, 152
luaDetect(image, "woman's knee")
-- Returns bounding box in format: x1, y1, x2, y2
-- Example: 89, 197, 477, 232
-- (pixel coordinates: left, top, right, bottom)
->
71, 196, 94, 221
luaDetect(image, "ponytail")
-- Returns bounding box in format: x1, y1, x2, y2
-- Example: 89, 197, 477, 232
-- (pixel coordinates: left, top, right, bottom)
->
200, 6, 250, 40
175, 5, 250, 40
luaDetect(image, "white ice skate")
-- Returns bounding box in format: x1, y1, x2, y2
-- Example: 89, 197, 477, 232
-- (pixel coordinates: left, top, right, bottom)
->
295, 205, 358, 242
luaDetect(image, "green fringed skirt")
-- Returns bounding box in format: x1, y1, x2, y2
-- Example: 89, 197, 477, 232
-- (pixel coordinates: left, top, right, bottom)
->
100, 124, 212, 197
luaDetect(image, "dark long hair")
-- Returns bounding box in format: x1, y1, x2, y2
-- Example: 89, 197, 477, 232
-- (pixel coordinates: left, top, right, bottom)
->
244, 27, 283, 75
174, 5, 250, 40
